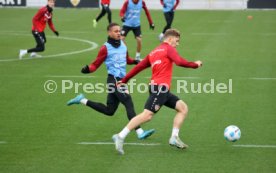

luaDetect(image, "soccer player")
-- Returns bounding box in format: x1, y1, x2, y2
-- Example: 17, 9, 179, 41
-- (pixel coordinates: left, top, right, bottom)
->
67, 23, 155, 140
93, 0, 112, 28
19, 0, 59, 59
159, 0, 180, 41
120, 0, 155, 60
112, 29, 203, 155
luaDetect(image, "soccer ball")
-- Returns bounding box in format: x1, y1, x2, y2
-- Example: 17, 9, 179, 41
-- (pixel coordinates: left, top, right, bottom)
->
224, 125, 241, 142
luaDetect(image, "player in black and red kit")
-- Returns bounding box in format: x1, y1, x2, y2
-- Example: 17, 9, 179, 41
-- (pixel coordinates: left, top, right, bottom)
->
19, 0, 59, 59
112, 29, 203, 155
93, 0, 112, 28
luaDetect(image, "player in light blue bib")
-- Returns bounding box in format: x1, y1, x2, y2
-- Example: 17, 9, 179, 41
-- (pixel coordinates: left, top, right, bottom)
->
120, 0, 155, 60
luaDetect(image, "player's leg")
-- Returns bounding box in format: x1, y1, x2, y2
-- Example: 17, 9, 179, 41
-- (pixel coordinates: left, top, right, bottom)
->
93, 4, 106, 27
20, 31, 45, 59
164, 93, 189, 149
120, 25, 130, 42
133, 26, 142, 60
67, 75, 120, 115
105, 5, 112, 24
112, 109, 154, 155
159, 12, 174, 41
113, 85, 168, 154
115, 84, 155, 139
67, 92, 120, 116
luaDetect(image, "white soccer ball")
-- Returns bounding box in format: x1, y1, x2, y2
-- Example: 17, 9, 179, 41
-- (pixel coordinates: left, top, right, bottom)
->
224, 125, 241, 142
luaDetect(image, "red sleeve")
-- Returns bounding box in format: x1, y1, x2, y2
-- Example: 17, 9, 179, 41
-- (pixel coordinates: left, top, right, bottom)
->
120, 1, 128, 17
167, 45, 199, 68
122, 55, 151, 83
48, 17, 56, 32
32, 8, 45, 31
173, 0, 180, 10
88, 45, 107, 72
142, 1, 153, 25
160, 0, 164, 6
126, 51, 136, 65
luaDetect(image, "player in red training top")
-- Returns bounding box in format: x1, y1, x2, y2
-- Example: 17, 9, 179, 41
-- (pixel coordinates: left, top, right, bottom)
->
112, 29, 202, 155
93, 0, 112, 28
19, 0, 59, 59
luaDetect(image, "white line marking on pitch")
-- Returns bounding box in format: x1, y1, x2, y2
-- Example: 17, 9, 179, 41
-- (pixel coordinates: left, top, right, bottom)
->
78, 142, 161, 146
233, 145, 276, 148
0, 32, 98, 62
249, 78, 276, 80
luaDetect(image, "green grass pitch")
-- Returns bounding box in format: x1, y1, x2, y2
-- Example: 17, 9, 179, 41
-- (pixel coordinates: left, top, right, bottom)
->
0, 8, 276, 173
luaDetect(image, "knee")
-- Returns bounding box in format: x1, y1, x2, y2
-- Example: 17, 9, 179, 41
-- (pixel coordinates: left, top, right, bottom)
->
36, 45, 45, 52
142, 110, 154, 122
105, 109, 116, 116
136, 37, 142, 42
176, 100, 188, 116
105, 106, 117, 116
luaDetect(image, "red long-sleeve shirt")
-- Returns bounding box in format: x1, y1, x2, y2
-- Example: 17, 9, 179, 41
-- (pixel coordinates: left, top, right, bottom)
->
120, 0, 153, 25
101, 0, 110, 5
32, 6, 56, 33
88, 45, 136, 72
121, 42, 199, 88
160, 0, 180, 10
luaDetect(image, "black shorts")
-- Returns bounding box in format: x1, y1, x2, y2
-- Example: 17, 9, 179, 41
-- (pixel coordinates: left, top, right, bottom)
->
144, 85, 180, 113
121, 25, 141, 38
106, 74, 130, 102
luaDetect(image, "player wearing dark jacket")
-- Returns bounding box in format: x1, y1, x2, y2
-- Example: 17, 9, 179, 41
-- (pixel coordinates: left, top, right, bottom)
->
19, 0, 59, 59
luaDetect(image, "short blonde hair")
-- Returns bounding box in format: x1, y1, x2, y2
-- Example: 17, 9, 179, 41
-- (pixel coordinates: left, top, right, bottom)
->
163, 29, 181, 39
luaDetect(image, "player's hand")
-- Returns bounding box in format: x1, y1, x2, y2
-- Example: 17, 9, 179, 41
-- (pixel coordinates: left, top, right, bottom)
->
195, 61, 203, 67
150, 23, 155, 30
54, 31, 59, 37
121, 17, 125, 22
81, 65, 90, 74
134, 60, 140, 65
116, 80, 124, 87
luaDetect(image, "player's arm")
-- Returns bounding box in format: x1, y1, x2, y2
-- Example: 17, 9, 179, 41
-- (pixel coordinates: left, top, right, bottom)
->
142, 1, 155, 30
173, 0, 180, 10
126, 51, 139, 65
48, 18, 59, 36
81, 45, 107, 74
160, 0, 164, 6
120, 0, 128, 22
167, 46, 202, 68
121, 55, 151, 83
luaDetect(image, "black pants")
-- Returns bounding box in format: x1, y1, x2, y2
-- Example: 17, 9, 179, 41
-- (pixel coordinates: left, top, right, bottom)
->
86, 75, 141, 130
162, 11, 174, 34
96, 3, 112, 24
27, 31, 46, 53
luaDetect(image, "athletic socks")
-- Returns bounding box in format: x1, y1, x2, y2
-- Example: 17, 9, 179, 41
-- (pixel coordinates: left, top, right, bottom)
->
118, 127, 131, 139
171, 128, 179, 137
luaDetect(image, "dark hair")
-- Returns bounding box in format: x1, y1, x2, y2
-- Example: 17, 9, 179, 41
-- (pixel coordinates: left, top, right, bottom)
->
107, 23, 120, 31
163, 29, 181, 39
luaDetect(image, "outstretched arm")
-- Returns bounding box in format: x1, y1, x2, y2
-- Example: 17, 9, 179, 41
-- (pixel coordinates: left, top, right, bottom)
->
167, 45, 201, 68
121, 55, 151, 83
